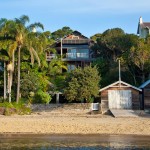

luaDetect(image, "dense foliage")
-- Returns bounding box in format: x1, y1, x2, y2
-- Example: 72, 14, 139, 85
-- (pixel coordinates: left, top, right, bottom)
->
91, 28, 150, 87
0, 14, 150, 110
64, 66, 100, 102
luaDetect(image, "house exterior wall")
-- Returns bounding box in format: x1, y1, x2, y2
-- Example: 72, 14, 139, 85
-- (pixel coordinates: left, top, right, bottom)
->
143, 84, 150, 109
139, 27, 149, 38
48, 31, 94, 70
100, 86, 140, 113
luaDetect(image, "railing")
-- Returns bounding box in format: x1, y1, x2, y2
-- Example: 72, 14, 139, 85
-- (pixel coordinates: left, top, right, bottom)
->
62, 39, 89, 44
46, 54, 57, 61
66, 53, 89, 59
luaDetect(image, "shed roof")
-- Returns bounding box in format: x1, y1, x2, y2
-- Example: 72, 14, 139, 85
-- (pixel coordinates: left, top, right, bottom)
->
99, 80, 142, 92
139, 80, 150, 88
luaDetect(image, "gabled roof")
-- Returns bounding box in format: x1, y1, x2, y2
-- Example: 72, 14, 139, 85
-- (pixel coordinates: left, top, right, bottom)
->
139, 80, 150, 88
99, 80, 142, 92
55, 30, 89, 43
140, 22, 150, 29
137, 22, 150, 34
64, 30, 88, 39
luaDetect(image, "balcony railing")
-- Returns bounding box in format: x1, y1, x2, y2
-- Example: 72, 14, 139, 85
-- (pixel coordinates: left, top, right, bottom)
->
66, 53, 89, 59
62, 39, 89, 44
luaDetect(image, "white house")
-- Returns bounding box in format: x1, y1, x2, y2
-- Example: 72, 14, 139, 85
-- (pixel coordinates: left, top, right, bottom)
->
137, 17, 150, 38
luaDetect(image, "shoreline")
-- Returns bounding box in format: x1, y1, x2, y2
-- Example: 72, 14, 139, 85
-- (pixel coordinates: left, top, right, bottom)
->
0, 133, 150, 137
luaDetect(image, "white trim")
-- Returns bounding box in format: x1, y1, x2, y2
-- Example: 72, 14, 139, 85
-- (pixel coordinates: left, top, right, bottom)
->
99, 80, 142, 92
139, 80, 150, 88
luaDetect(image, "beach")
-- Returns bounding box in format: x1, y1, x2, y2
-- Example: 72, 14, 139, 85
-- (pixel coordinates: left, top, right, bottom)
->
0, 104, 150, 135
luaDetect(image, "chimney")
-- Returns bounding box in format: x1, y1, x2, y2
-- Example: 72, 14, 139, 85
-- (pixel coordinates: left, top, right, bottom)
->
139, 16, 143, 24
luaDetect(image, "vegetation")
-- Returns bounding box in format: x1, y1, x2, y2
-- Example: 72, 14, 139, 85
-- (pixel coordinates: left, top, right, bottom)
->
64, 66, 100, 103
0, 14, 150, 115
91, 28, 150, 87
0, 102, 31, 115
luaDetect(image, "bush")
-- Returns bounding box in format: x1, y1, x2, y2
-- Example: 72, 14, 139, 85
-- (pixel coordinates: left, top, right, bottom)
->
34, 90, 52, 104
0, 102, 31, 116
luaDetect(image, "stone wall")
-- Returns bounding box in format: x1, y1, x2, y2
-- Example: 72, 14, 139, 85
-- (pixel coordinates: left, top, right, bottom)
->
31, 103, 98, 112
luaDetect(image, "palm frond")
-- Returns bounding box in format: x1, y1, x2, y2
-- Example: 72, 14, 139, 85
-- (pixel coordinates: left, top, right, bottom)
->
15, 15, 29, 25
30, 47, 41, 67
28, 22, 44, 31
29, 47, 34, 65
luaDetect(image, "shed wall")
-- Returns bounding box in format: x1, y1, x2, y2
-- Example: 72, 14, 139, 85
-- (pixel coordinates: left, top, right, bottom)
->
100, 87, 140, 113
144, 87, 150, 109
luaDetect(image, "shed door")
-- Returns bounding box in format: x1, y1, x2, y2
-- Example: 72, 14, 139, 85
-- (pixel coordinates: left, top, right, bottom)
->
108, 90, 132, 109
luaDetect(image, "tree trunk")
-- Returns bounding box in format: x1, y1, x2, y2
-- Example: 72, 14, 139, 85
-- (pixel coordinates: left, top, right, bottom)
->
142, 73, 145, 83
4, 62, 7, 100
7, 62, 13, 103
16, 46, 21, 103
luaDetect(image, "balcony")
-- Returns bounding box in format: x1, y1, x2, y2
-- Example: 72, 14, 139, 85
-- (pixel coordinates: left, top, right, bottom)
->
62, 53, 93, 61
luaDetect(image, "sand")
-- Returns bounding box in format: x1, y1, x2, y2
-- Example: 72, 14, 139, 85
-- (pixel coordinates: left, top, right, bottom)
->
0, 106, 150, 135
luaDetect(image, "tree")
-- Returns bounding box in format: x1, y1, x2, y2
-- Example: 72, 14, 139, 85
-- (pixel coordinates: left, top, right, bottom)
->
90, 33, 102, 42
126, 38, 150, 83
51, 26, 73, 40
92, 28, 125, 62
0, 15, 45, 103
0, 18, 18, 102
64, 66, 100, 102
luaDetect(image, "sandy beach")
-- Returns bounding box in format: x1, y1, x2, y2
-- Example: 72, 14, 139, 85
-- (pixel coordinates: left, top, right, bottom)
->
0, 104, 150, 135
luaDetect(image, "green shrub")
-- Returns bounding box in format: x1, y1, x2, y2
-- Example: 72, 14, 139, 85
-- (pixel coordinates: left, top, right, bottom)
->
34, 90, 51, 104
0, 102, 31, 115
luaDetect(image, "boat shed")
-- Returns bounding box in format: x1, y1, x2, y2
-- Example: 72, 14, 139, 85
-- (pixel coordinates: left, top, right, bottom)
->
99, 80, 142, 113
139, 80, 150, 110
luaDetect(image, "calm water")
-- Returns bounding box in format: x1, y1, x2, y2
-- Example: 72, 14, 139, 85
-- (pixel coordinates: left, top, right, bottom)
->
0, 134, 150, 150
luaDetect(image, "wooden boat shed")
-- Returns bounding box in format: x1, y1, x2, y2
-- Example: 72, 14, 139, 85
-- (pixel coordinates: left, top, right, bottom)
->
99, 80, 142, 113
139, 80, 150, 110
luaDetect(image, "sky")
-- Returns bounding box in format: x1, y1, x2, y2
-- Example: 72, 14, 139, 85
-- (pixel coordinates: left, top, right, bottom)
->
0, 0, 150, 37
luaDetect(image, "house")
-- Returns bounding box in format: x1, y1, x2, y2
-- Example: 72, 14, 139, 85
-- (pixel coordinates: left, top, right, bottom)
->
99, 80, 142, 113
139, 80, 150, 110
137, 17, 150, 38
46, 31, 94, 71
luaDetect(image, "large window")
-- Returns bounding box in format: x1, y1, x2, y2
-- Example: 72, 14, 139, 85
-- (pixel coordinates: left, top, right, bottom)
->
66, 49, 89, 59
77, 49, 89, 58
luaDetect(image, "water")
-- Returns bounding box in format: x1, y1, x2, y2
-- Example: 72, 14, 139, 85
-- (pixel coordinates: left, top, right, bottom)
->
0, 134, 150, 150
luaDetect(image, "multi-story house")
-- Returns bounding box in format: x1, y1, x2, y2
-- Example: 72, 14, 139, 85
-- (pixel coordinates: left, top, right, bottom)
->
137, 17, 150, 38
46, 31, 94, 71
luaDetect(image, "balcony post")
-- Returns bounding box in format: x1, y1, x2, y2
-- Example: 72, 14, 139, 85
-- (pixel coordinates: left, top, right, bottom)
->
61, 38, 62, 59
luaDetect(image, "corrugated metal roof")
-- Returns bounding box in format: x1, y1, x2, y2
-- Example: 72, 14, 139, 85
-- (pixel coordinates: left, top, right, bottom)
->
139, 80, 150, 88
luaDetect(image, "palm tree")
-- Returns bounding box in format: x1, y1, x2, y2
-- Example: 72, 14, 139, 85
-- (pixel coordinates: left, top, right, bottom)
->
0, 18, 17, 102
13, 15, 44, 103
0, 15, 44, 103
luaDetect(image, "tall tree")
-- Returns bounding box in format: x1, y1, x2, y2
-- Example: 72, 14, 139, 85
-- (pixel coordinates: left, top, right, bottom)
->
0, 15, 44, 103
64, 66, 100, 102
51, 26, 73, 40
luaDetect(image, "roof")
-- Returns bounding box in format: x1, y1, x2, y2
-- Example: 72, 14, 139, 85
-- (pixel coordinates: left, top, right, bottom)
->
55, 30, 89, 43
99, 80, 142, 92
139, 80, 150, 88
141, 22, 150, 29
137, 22, 150, 34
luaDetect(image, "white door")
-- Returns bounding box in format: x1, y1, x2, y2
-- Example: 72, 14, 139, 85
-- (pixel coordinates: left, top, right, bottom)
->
108, 90, 132, 109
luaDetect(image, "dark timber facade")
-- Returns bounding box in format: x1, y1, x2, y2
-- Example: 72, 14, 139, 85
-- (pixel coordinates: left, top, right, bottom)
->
46, 31, 94, 71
